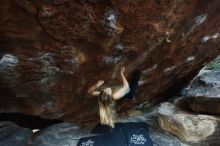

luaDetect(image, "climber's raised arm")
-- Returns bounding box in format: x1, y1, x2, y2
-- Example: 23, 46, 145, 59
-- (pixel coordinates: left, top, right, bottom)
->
112, 67, 130, 100
88, 80, 104, 96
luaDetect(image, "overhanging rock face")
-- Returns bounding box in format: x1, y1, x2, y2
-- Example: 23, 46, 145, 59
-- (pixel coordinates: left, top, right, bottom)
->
0, 0, 220, 122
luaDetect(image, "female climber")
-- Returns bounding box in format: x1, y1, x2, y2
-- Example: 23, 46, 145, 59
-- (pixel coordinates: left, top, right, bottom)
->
88, 67, 141, 128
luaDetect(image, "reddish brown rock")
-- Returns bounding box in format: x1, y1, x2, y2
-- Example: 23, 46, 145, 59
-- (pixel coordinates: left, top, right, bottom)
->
187, 96, 220, 115
0, 0, 220, 122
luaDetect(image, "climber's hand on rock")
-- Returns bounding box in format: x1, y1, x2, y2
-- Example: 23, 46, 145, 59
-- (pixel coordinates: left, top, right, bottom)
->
96, 80, 104, 87
120, 66, 125, 75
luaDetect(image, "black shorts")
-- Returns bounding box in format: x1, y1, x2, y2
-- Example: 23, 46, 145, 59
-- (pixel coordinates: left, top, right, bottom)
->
123, 70, 141, 100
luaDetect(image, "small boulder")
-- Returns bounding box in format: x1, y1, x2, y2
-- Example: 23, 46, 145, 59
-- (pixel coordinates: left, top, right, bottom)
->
32, 122, 92, 146
0, 121, 33, 146
158, 102, 220, 145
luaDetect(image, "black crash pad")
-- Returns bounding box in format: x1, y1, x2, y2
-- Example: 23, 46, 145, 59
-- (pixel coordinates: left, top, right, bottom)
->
91, 122, 148, 134
77, 122, 153, 146
77, 132, 126, 146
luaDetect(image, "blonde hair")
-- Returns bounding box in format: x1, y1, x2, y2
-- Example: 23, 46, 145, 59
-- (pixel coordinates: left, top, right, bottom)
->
98, 91, 116, 128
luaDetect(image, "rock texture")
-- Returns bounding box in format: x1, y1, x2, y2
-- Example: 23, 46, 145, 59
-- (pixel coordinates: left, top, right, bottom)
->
149, 128, 189, 146
32, 123, 92, 146
187, 96, 220, 115
185, 69, 220, 97
182, 60, 220, 115
1, 0, 220, 122
0, 121, 33, 146
158, 102, 220, 145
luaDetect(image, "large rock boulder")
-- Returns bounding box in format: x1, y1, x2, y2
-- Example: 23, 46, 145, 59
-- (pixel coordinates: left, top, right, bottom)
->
158, 102, 220, 145
184, 70, 220, 97
187, 96, 220, 115
0, 121, 33, 146
32, 123, 92, 146
173, 96, 220, 116
1, 0, 220, 122
182, 59, 220, 115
